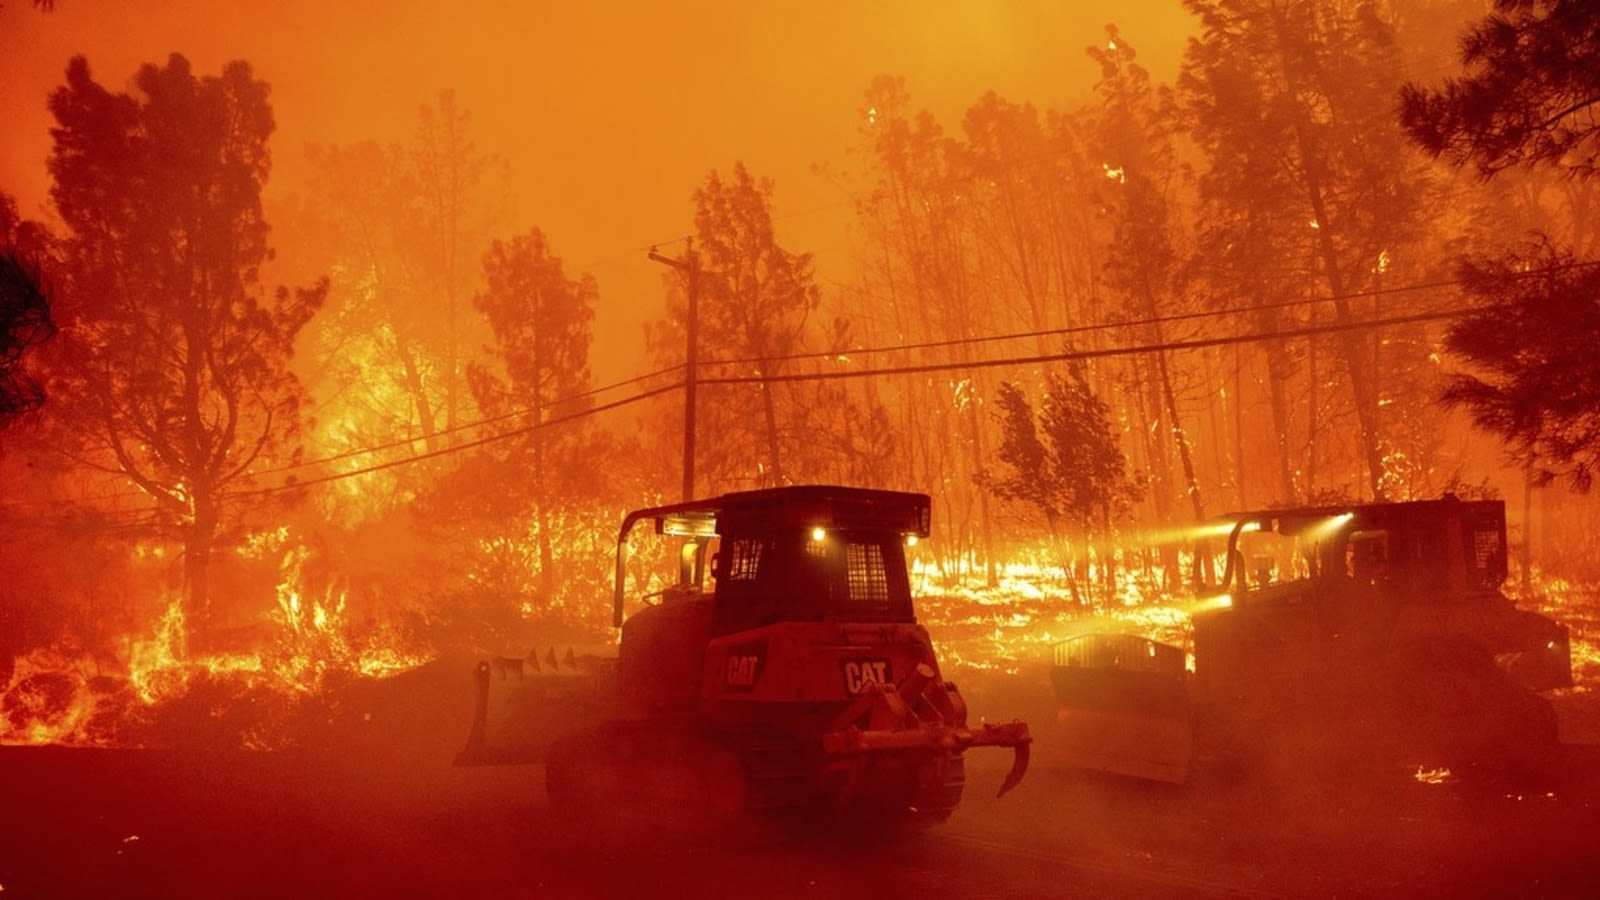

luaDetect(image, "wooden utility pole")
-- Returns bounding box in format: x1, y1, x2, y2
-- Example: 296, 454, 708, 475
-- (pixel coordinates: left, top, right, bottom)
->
649, 241, 700, 502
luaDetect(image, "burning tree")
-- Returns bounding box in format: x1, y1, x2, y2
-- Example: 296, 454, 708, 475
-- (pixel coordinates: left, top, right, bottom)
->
44, 54, 327, 643
291, 92, 501, 502
650, 163, 820, 490
1088, 26, 1207, 526
468, 228, 596, 600
1181, 0, 1431, 502
852, 78, 1006, 583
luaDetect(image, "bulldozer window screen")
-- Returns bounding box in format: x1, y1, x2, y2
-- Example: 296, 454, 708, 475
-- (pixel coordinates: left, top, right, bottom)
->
846, 542, 891, 605
711, 532, 913, 632
1471, 528, 1505, 589
726, 538, 764, 582
1237, 529, 1313, 587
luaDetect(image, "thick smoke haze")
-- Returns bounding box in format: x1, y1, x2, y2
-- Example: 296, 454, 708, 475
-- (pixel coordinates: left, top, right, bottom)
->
0, 0, 1191, 382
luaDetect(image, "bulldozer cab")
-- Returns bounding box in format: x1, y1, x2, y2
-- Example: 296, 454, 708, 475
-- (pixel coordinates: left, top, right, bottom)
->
612, 486, 931, 634
708, 529, 917, 633
1203, 495, 1510, 607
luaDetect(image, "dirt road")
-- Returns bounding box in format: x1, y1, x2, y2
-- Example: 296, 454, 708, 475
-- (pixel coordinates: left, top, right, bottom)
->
1, 741, 1597, 899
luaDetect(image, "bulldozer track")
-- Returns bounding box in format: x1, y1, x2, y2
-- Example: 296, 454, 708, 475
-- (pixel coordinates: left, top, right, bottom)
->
935, 831, 1283, 899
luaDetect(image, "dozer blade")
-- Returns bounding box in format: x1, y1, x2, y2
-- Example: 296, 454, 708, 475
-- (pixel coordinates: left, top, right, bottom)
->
1051, 633, 1193, 785
456, 652, 610, 766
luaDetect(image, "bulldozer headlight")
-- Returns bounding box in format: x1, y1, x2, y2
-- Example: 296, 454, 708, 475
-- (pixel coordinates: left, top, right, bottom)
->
811, 526, 827, 542
905, 534, 919, 547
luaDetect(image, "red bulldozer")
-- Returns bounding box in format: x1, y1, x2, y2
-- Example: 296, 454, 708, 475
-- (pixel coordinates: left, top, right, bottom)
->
460, 485, 1031, 825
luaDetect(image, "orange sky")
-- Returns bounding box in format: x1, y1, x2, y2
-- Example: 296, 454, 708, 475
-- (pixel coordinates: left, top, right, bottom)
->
0, 0, 1195, 382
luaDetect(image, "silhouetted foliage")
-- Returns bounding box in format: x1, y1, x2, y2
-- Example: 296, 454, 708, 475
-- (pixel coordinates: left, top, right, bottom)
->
472, 229, 596, 423
985, 367, 1138, 538
0, 253, 51, 423
1407, 3, 1600, 490
1089, 26, 1207, 522
1443, 243, 1600, 490
1182, 0, 1430, 502
1400, 0, 1600, 178
649, 163, 820, 489
467, 228, 597, 597
0, 195, 56, 427
46, 54, 327, 636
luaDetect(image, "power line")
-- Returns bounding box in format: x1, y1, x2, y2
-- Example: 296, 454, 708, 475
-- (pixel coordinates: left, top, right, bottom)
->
246, 304, 1482, 494
0, 301, 1497, 506
237, 381, 685, 496
703, 274, 1445, 368
265, 269, 1473, 480
700, 306, 1471, 387
703, 259, 1600, 370
249, 362, 685, 478
17, 260, 1585, 504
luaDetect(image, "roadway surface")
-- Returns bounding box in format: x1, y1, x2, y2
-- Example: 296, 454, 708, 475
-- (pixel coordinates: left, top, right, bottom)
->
1, 740, 1597, 899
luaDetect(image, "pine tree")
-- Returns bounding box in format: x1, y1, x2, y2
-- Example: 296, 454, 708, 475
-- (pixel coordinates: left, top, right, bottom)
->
46, 54, 326, 640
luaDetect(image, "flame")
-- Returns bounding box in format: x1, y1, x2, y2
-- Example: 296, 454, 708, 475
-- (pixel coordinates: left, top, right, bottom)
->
1413, 766, 1452, 785
914, 554, 1198, 676
1509, 571, 1600, 691
2, 531, 435, 748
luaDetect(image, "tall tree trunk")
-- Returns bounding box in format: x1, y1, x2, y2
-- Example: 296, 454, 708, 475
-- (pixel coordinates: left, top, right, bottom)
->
1205, 348, 1227, 504
964, 375, 999, 587
184, 488, 217, 651
1147, 359, 1174, 518
532, 308, 553, 599
1156, 348, 1205, 521
1233, 344, 1247, 509
1306, 316, 1319, 497
758, 363, 784, 485
1521, 467, 1535, 596
393, 330, 439, 453
1273, 16, 1387, 499
1264, 338, 1299, 505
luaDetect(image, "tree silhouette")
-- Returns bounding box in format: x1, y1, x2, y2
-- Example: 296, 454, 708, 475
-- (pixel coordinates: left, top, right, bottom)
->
46, 54, 326, 640
985, 367, 1138, 549
469, 227, 596, 597
1182, 0, 1429, 501
1400, 0, 1600, 178
1089, 26, 1207, 524
650, 163, 819, 489
0, 195, 55, 428
1443, 243, 1600, 490
1406, 3, 1600, 491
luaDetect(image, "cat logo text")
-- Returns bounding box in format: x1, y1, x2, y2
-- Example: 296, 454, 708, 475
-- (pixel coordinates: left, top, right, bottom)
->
841, 658, 892, 695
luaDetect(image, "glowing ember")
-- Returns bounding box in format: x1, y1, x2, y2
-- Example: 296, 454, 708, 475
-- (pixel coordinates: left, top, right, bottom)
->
1413, 766, 1453, 785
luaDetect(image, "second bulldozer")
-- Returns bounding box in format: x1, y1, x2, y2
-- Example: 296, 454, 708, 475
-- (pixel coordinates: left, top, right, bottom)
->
1052, 496, 1571, 784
